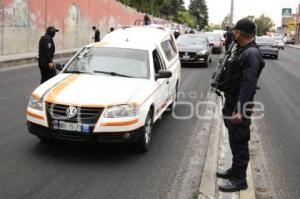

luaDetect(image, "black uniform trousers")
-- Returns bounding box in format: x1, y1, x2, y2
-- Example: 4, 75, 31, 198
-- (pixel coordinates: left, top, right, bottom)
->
222, 96, 251, 179
38, 58, 56, 84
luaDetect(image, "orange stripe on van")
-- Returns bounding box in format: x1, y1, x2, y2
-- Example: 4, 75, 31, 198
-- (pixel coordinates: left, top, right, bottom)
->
94, 42, 111, 48
45, 74, 79, 103
32, 93, 41, 99
101, 118, 139, 126
27, 111, 44, 120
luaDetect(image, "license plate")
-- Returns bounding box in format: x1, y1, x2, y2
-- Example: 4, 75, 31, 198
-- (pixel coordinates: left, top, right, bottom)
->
53, 121, 80, 132
182, 55, 190, 59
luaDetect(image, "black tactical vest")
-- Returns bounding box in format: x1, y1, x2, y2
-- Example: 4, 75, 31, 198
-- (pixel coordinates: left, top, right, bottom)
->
218, 41, 265, 95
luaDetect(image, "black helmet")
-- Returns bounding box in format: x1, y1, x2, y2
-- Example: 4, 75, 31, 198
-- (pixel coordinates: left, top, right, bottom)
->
234, 19, 256, 36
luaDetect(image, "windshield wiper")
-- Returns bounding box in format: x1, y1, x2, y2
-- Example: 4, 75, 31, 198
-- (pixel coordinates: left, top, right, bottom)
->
94, 70, 133, 78
64, 70, 93, 74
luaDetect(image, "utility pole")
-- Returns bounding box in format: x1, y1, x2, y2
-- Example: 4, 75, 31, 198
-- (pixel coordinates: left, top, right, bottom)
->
229, 0, 234, 27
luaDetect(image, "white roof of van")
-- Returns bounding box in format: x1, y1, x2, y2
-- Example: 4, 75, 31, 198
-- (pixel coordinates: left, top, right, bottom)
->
94, 27, 170, 51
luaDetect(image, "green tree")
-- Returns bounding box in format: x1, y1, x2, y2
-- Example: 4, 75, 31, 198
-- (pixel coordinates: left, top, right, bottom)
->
254, 15, 274, 36
189, 0, 208, 30
172, 11, 197, 27
245, 15, 255, 22
221, 15, 230, 30
206, 23, 221, 31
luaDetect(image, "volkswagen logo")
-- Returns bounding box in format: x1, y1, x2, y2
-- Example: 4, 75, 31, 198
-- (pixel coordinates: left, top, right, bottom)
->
185, 52, 189, 55
66, 106, 77, 118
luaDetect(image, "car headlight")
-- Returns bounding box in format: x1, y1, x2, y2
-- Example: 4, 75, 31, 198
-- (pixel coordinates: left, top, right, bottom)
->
104, 104, 139, 118
197, 50, 208, 55
28, 95, 43, 111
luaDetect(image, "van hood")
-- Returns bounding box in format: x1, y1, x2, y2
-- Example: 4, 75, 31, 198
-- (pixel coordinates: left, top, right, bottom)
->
41, 74, 148, 106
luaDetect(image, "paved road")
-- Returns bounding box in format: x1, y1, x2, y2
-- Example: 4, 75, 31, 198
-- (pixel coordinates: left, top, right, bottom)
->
0, 57, 218, 199
256, 47, 300, 199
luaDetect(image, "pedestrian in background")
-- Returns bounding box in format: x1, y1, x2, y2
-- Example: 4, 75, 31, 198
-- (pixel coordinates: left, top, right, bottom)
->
92, 26, 100, 42
217, 18, 265, 192
144, 15, 151, 25
224, 26, 234, 52
189, 29, 195, 34
38, 26, 59, 84
174, 29, 180, 39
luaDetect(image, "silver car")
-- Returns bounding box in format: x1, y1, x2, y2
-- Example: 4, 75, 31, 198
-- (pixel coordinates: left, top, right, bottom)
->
256, 36, 279, 59
176, 34, 212, 67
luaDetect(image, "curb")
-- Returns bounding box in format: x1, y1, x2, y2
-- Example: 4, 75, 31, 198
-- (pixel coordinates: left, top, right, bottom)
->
240, 163, 255, 199
198, 96, 256, 199
285, 44, 300, 49
0, 48, 79, 70
198, 97, 222, 199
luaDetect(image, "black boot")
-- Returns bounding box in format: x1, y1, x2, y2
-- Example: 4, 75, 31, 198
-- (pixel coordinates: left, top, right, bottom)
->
219, 177, 248, 192
216, 168, 233, 179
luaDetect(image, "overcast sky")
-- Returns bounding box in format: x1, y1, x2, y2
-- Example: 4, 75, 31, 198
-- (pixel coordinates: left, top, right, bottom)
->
184, 0, 299, 27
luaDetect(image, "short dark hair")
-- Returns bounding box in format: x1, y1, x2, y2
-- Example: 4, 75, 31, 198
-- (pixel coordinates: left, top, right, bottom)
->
92, 26, 96, 30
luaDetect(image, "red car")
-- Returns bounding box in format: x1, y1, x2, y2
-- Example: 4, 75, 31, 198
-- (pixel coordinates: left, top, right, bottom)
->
207, 34, 223, 54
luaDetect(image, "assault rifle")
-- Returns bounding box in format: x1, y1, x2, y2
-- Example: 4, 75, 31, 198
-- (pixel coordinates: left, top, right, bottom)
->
210, 42, 235, 95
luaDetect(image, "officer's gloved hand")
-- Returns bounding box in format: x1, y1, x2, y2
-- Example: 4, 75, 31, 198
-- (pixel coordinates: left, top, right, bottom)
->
55, 63, 64, 71
231, 112, 243, 124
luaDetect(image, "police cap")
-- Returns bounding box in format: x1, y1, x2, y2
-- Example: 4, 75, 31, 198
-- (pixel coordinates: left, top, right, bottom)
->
234, 19, 256, 36
47, 26, 59, 33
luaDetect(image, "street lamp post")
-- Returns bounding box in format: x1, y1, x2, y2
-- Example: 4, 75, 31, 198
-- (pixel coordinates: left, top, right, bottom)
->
229, 0, 234, 27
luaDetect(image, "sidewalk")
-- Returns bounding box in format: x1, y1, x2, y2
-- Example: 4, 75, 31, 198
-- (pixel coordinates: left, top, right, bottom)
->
197, 97, 256, 199
0, 48, 79, 69
285, 44, 300, 49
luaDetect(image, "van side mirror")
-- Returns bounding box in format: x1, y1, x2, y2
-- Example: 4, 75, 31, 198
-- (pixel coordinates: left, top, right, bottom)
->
155, 70, 172, 80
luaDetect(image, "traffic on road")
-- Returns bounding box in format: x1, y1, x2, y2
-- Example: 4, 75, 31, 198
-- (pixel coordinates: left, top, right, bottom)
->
1, 0, 300, 199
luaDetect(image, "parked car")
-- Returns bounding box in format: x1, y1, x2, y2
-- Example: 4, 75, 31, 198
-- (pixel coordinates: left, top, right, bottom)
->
273, 36, 285, 50
256, 36, 279, 59
212, 30, 226, 45
176, 34, 212, 67
285, 35, 295, 44
26, 27, 181, 152
206, 33, 223, 54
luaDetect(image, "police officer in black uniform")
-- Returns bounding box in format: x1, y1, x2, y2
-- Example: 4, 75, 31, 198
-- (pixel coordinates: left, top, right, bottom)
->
92, 26, 100, 42
224, 26, 234, 52
144, 15, 151, 25
217, 19, 265, 192
38, 26, 59, 84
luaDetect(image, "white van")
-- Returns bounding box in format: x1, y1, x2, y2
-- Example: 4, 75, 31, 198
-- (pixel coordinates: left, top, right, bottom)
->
27, 26, 181, 152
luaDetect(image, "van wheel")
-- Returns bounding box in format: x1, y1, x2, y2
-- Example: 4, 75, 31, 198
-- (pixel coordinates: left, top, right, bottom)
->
136, 110, 153, 152
274, 55, 278, 59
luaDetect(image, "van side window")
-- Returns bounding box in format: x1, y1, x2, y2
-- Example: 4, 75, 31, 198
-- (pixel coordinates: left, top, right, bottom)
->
169, 35, 178, 53
152, 49, 164, 74
161, 40, 177, 61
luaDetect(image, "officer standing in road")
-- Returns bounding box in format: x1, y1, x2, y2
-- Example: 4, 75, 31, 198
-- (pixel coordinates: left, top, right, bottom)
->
92, 26, 100, 42
38, 26, 59, 84
217, 19, 265, 192
224, 26, 234, 52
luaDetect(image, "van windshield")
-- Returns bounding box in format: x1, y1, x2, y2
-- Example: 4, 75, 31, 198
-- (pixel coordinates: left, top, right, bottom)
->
64, 47, 149, 79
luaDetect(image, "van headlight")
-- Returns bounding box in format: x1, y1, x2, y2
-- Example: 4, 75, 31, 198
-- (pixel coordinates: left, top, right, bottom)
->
104, 104, 139, 118
28, 95, 43, 111
197, 50, 208, 55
